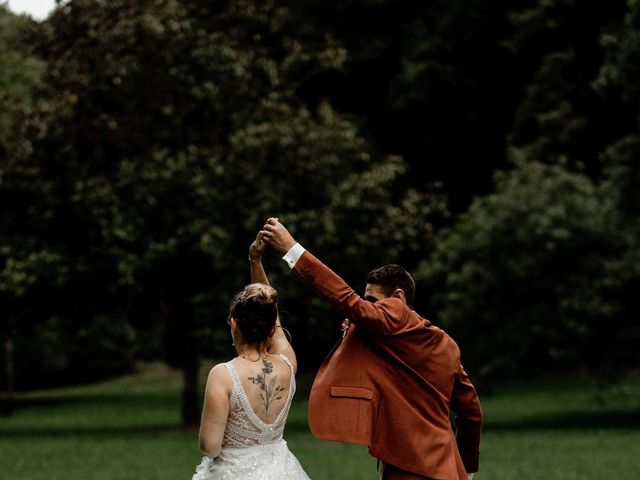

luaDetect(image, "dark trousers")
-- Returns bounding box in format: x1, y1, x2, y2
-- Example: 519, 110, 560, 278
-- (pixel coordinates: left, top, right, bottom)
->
379, 462, 435, 480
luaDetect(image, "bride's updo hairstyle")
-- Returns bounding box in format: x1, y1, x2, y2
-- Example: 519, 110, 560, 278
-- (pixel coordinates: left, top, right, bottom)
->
228, 283, 279, 344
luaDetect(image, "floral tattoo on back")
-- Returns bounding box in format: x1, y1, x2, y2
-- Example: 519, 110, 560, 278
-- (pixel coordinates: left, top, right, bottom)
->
248, 357, 285, 414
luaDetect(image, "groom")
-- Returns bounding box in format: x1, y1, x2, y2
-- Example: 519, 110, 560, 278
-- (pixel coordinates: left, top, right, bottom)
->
261, 218, 482, 480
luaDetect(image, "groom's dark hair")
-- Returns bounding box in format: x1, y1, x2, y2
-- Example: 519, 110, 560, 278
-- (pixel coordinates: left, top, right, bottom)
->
366, 264, 415, 308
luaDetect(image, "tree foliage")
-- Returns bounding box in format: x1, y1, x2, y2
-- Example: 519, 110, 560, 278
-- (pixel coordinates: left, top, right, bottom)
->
5, 0, 443, 423
284, 0, 527, 210
418, 162, 614, 381
506, 0, 629, 175
1, 0, 639, 418
595, 0, 640, 370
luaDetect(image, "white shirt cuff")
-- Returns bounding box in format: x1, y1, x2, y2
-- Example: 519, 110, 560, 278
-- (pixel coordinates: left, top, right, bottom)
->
467, 473, 475, 480
282, 243, 306, 269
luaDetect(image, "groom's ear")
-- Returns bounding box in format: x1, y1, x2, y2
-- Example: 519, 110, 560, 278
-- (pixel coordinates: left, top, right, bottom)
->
391, 289, 406, 305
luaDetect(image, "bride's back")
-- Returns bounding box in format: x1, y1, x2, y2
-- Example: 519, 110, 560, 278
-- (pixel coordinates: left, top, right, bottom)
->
229, 354, 293, 425
219, 283, 298, 447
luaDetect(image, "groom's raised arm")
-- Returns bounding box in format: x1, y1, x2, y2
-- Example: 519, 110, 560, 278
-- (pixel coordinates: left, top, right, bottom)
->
261, 218, 405, 336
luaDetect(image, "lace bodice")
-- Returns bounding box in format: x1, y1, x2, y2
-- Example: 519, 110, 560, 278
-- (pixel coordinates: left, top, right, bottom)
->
222, 354, 295, 448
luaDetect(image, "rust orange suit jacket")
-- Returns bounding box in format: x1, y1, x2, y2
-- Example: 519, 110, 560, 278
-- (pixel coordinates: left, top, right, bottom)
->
294, 250, 482, 480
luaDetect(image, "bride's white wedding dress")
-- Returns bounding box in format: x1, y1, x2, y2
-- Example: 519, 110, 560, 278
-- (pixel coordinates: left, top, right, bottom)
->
191, 354, 310, 480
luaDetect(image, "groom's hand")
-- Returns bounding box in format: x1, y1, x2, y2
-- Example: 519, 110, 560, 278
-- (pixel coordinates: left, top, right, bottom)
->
261, 217, 296, 254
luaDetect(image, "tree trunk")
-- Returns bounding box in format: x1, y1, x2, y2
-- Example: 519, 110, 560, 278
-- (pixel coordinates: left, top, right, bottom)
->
2, 336, 15, 417
162, 298, 201, 428
181, 356, 201, 428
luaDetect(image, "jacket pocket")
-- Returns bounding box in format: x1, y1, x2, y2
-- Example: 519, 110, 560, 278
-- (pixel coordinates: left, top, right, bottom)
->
330, 386, 373, 400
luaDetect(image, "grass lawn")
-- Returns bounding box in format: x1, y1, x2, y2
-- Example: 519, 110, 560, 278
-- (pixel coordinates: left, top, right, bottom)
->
0, 363, 639, 479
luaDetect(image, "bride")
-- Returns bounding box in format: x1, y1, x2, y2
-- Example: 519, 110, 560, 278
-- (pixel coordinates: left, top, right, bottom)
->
191, 233, 310, 480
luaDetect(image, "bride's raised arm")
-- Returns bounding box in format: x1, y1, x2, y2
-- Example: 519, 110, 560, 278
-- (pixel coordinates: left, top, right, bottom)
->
248, 232, 296, 369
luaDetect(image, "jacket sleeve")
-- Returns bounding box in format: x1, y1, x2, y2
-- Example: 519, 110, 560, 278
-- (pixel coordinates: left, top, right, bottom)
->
450, 366, 483, 473
292, 250, 405, 336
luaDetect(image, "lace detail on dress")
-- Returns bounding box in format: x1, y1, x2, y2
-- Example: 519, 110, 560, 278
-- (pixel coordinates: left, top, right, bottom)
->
222, 354, 295, 448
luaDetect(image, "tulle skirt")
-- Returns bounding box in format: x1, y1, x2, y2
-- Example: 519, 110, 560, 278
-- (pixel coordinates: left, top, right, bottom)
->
191, 440, 311, 480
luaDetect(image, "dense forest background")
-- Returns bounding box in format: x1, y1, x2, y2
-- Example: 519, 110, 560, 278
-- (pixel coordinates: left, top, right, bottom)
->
1, 0, 639, 425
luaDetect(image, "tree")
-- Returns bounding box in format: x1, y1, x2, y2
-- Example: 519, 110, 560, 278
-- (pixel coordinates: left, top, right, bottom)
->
506, 0, 628, 177
286, 0, 528, 210
418, 162, 613, 381
0, 4, 48, 415
594, 139, 640, 375
592, 1, 640, 372
419, 0, 640, 383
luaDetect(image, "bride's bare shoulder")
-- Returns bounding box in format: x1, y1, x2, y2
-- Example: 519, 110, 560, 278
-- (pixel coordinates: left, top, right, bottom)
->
205, 362, 233, 392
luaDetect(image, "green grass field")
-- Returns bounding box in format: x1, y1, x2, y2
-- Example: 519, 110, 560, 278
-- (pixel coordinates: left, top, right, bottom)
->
1, 363, 639, 479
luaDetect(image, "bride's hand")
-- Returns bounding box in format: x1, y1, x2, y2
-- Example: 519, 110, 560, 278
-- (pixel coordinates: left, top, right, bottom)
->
249, 231, 268, 261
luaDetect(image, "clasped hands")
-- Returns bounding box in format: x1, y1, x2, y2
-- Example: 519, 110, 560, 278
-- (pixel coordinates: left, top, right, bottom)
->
249, 217, 297, 262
